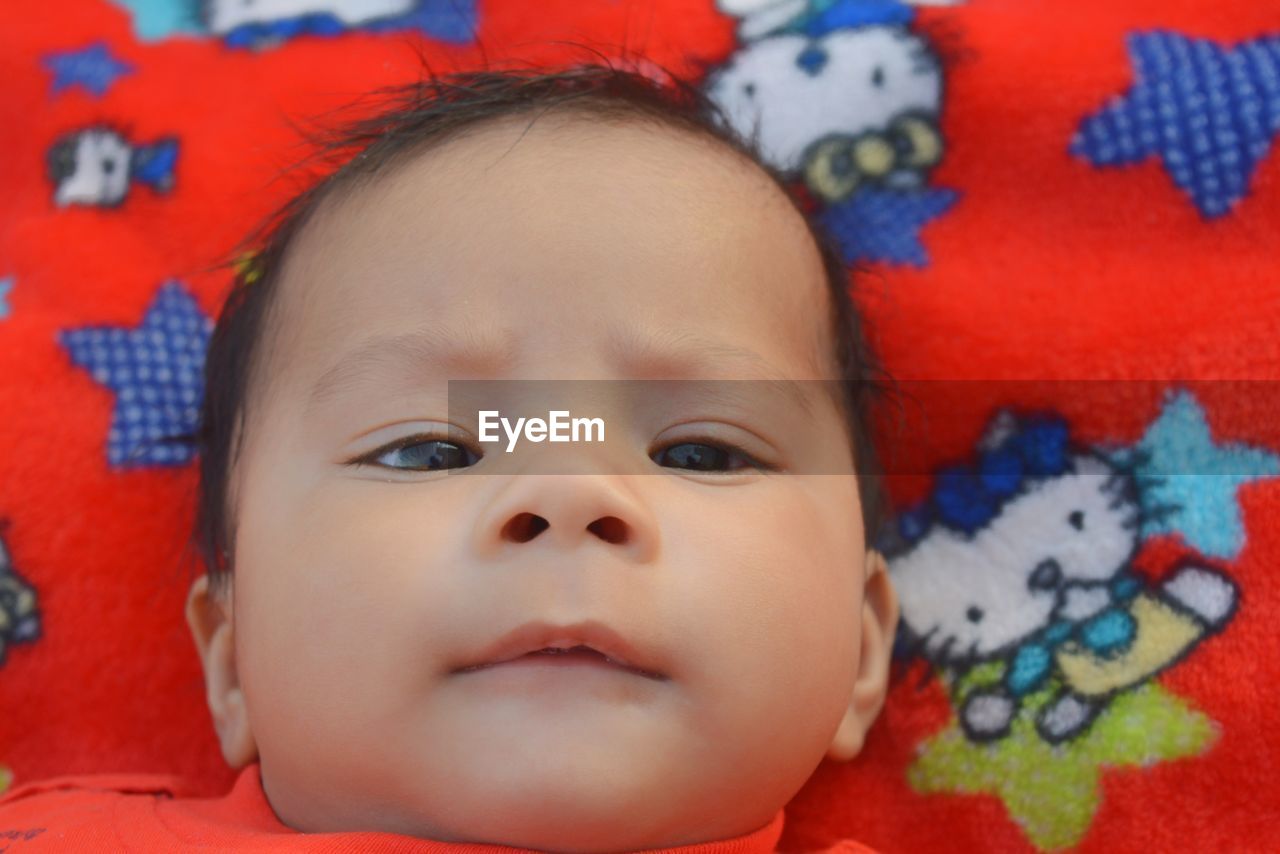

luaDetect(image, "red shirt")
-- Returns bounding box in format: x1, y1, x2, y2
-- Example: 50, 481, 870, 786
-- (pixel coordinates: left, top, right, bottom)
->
0, 763, 877, 853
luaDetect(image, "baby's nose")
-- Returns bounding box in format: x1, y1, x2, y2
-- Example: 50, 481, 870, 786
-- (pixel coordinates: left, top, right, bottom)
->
471, 472, 660, 564
500, 510, 628, 546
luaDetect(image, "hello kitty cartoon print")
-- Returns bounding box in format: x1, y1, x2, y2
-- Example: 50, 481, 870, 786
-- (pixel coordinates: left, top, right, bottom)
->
888, 411, 1239, 745
706, 0, 961, 266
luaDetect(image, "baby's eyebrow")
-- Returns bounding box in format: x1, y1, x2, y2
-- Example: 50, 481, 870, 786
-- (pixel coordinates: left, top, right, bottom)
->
304, 321, 828, 416
306, 322, 517, 411
606, 326, 827, 416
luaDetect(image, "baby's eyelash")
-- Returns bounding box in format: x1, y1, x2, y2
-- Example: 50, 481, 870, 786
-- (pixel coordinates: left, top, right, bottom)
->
650, 436, 774, 473
346, 434, 482, 471
343, 434, 773, 474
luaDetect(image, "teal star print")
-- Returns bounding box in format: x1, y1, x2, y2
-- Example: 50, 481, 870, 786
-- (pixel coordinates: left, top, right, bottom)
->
1110, 390, 1280, 559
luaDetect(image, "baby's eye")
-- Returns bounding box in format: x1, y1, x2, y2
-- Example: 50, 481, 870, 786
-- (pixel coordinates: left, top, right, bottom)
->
352, 436, 480, 472
651, 440, 765, 473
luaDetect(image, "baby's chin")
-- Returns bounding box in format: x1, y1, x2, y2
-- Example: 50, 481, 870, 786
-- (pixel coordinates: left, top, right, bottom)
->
272, 703, 772, 849
273, 726, 749, 852
261, 660, 814, 847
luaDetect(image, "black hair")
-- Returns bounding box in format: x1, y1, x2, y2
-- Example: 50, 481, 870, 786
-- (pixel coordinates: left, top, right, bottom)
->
192, 63, 893, 597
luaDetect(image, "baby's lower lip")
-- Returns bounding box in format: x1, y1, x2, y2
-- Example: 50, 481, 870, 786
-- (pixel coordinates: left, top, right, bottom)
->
459, 649, 667, 680
500, 649, 625, 668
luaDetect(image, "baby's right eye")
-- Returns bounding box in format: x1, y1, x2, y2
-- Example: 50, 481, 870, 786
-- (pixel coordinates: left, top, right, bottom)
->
351, 436, 481, 472
650, 440, 766, 473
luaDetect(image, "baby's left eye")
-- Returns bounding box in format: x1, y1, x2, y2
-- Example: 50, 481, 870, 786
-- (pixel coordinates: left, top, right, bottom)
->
651, 441, 765, 473
351, 436, 480, 472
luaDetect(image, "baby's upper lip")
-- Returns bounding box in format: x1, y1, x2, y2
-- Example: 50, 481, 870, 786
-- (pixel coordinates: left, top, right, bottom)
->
452, 619, 668, 680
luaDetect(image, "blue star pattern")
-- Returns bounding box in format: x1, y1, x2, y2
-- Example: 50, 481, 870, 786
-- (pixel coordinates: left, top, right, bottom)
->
0, 277, 12, 320
1071, 31, 1280, 219
1110, 390, 1280, 559
59, 281, 213, 468
41, 41, 135, 98
819, 186, 958, 267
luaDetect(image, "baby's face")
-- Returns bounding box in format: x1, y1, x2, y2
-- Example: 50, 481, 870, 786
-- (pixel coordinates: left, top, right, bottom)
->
214, 114, 885, 850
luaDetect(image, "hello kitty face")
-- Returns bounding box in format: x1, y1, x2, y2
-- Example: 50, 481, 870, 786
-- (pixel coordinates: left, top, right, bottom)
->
47, 129, 132, 208
706, 26, 942, 172
890, 455, 1140, 666
201, 0, 415, 34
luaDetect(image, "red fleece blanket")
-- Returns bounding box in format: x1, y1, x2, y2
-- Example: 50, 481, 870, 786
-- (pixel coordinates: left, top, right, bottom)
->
2, 1, 1278, 851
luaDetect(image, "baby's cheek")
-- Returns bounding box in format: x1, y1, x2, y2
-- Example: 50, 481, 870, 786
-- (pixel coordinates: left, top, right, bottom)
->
233, 477, 441, 738
759, 482, 865, 758
667, 477, 861, 748
756, 485, 862, 690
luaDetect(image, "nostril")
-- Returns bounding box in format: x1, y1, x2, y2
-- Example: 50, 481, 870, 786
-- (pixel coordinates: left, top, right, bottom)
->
587, 516, 628, 545
502, 512, 549, 543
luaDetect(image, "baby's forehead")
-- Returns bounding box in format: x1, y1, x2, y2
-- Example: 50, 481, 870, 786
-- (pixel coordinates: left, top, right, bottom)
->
268, 112, 835, 391
297, 110, 814, 261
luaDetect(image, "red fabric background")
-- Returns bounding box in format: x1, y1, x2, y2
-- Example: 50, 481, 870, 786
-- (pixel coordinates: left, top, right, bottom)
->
1, 1, 1277, 851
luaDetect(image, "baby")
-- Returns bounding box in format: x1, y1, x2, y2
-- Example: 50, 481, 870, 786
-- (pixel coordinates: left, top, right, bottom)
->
1, 65, 899, 852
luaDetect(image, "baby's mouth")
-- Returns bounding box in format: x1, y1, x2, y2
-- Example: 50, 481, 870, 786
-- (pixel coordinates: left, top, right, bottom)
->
450, 620, 671, 681
463, 645, 634, 673
527, 645, 600, 656
453, 645, 667, 680
524, 646, 616, 663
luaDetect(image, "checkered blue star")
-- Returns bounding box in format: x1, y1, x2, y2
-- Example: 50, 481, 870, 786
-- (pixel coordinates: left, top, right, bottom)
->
1107, 389, 1280, 559
819, 186, 958, 267
59, 281, 213, 468
42, 41, 135, 98
1072, 30, 1280, 219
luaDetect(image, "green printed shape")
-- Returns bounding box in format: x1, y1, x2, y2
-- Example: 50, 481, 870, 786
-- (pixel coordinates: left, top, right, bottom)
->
908, 678, 1216, 850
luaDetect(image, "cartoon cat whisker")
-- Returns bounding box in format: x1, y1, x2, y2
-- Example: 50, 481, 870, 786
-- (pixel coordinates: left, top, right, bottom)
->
933, 635, 957, 664
898, 625, 938, 661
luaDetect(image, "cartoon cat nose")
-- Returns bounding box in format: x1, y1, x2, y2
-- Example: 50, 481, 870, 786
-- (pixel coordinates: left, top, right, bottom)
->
1029, 558, 1063, 592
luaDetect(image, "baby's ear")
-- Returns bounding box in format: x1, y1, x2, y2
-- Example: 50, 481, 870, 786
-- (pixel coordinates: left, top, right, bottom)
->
827, 550, 900, 762
186, 574, 259, 769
